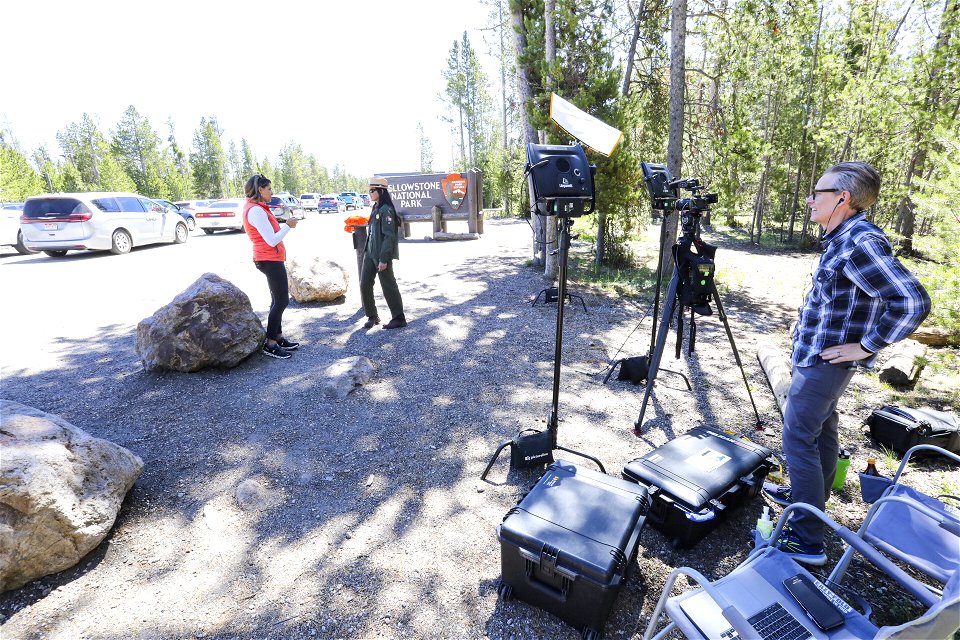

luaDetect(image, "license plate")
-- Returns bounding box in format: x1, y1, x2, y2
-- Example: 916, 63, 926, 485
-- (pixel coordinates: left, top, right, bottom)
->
43, 222, 58, 230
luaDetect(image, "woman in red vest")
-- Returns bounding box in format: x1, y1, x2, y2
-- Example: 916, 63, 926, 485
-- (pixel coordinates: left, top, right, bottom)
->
243, 174, 299, 359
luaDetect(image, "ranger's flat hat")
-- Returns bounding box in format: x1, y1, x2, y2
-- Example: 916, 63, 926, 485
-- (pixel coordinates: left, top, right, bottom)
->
369, 176, 389, 189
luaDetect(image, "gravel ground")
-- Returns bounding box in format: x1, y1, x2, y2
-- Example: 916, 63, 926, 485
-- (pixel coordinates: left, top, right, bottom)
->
1, 218, 957, 640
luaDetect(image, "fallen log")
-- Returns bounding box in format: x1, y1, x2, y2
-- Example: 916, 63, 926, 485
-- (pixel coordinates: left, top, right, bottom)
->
909, 327, 960, 347
757, 343, 792, 416
878, 339, 926, 387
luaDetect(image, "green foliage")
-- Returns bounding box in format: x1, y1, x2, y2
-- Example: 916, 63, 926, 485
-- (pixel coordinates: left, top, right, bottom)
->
190, 117, 228, 198
0, 137, 44, 201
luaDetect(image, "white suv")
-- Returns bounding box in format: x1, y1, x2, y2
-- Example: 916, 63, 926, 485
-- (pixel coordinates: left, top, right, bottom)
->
20, 192, 189, 257
299, 193, 320, 211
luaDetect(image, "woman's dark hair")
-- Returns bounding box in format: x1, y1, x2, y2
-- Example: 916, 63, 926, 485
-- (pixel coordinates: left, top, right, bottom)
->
373, 187, 395, 210
244, 174, 271, 201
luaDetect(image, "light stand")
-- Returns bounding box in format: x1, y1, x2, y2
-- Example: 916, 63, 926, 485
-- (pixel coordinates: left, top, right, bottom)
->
481, 143, 605, 481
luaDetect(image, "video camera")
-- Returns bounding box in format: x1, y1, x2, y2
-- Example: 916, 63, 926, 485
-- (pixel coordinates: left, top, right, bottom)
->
641, 163, 718, 215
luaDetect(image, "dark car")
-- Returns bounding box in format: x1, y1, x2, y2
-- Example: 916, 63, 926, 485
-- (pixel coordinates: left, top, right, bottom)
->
317, 194, 346, 213
154, 199, 196, 231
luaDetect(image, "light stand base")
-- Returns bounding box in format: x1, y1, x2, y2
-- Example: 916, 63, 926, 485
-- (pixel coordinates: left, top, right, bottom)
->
532, 287, 588, 313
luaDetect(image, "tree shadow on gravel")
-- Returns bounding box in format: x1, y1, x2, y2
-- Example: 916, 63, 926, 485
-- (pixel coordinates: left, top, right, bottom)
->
0, 220, 928, 639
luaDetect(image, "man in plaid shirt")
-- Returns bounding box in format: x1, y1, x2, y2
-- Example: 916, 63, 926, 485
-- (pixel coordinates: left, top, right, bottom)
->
763, 161, 931, 565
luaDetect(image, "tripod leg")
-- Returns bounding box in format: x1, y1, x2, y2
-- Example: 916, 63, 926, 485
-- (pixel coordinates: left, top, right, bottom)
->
555, 445, 607, 474
603, 359, 623, 384
711, 281, 764, 427
635, 268, 680, 433
481, 440, 514, 481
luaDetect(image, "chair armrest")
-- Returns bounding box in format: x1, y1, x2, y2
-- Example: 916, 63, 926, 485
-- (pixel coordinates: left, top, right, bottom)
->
894, 445, 960, 483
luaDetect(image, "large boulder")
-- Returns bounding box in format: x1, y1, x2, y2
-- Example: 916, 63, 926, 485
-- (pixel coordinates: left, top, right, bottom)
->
0, 400, 143, 592
135, 273, 265, 372
287, 257, 348, 303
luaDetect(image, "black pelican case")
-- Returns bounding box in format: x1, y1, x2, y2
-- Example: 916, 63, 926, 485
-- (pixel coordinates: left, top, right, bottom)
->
497, 460, 649, 640
865, 405, 960, 456
621, 427, 774, 549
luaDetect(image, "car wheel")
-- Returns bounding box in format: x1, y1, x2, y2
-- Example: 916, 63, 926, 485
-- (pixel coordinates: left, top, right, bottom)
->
14, 231, 37, 255
110, 229, 132, 255
187, 216, 196, 231
202, 228, 216, 235
174, 223, 188, 244
44, 250, 68, 257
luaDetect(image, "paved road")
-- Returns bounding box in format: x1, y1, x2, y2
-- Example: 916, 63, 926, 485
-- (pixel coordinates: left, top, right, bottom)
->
0, 208, 370, 374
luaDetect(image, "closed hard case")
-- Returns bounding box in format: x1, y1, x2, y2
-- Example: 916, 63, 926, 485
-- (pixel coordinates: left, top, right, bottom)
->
498, 460, 649, 640
621, 427, 774, 548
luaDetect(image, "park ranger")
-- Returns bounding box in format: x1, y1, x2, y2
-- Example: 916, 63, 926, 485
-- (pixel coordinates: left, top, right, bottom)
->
361, 176, 407, 329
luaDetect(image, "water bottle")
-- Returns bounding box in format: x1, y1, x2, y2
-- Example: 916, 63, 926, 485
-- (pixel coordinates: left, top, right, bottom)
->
832, 448, 851, 490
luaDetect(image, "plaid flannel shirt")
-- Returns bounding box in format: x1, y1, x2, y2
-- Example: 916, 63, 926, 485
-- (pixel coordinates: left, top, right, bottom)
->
792, 213, 930, 368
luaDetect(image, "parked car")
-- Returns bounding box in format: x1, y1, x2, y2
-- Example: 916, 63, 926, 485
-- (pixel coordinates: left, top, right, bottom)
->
173, 199, 211, 213
20, 192, 189, 257
193, 199, 247, 234
153, 199, 196, 230
299, 193, 320, 211
273, 192, 305, 219
0, 202, 35, 255
317, 194, 346, 213
360, 193, 371, 206
340, 192, 362, 210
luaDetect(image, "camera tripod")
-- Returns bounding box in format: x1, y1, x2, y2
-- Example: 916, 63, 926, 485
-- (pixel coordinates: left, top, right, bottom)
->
482, 213, 605, 480
633, 209, 763, 434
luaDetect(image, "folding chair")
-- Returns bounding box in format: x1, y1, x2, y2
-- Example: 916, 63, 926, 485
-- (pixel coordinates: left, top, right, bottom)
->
829, 444, 960, 594
641, 503, 959, 640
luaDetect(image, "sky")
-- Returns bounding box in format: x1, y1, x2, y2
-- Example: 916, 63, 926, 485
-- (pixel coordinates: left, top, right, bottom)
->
3, 0, 502, 179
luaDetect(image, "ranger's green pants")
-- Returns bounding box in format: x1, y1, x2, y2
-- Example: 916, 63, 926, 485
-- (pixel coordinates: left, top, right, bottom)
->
360, 256, 403, 320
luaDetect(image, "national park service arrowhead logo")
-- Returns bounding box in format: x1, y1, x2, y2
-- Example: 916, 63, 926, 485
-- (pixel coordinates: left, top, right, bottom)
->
442, 172, 468, 210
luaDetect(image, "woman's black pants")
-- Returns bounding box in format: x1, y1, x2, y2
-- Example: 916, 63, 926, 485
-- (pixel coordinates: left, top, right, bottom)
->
254, 260, 288, 340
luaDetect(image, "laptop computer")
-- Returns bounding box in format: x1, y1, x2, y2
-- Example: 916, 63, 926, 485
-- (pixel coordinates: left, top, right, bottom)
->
677, 567, 831, 640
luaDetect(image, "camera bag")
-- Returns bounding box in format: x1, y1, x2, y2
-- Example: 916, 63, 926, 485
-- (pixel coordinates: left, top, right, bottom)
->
621, 427, 774, 548
865, 405, 960, 456
498, 460, 648, 640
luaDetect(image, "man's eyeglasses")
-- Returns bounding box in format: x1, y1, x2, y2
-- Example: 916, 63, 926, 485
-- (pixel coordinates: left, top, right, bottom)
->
810, 188, 839, 197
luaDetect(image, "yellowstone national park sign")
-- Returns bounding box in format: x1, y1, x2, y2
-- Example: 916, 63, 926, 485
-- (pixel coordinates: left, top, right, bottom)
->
379, 170, 480, 217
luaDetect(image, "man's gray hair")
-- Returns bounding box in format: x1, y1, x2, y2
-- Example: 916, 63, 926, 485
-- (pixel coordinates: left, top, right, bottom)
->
825, 161, 881, 212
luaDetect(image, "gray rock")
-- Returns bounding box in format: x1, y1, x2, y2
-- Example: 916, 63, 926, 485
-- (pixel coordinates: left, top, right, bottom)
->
0, 400, 143, 592
321, 357, 377, 398
135, 273, 265, 372
287, 257, 348, 303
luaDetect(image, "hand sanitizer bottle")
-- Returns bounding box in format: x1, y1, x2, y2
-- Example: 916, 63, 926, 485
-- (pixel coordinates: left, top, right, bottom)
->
757, 506, 774, 540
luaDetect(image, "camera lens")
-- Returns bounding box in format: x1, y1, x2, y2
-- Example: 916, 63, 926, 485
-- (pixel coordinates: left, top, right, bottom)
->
556, 158, 571, 173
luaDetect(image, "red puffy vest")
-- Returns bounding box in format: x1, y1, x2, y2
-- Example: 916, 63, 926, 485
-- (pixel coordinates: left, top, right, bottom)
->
243, 200, 286, 262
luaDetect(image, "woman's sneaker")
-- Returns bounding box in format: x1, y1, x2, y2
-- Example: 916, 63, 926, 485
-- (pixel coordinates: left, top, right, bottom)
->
774, 526, 826, 565
263, 343, 292, 359
277, 337, 300, 351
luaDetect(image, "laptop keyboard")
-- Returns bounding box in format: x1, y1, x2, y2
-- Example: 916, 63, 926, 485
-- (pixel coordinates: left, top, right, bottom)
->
719, 602, 810, 640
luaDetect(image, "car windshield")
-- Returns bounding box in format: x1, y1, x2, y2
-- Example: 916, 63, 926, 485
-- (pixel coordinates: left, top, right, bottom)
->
210, 201, 241, 208
23, 198, 90, 218
300, 194, 315, 200
1, 203, 25, 211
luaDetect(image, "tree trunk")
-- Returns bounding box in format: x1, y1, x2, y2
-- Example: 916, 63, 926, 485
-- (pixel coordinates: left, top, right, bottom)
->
663, 0, 687, 258
621, 0, 645, 97
510, 2, 540, 264
543, 0, 558, 280
788, 6, 823, 243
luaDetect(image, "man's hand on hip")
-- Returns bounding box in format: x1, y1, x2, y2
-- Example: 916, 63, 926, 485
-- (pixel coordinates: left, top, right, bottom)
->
820, 343, 872, 364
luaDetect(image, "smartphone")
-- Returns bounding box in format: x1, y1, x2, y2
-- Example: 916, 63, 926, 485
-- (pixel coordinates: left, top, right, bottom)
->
783, 574, 845, 631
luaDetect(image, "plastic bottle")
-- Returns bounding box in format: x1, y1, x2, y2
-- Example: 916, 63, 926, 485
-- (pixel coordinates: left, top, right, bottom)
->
756, 506, 774, 540
863, 457, 881, 477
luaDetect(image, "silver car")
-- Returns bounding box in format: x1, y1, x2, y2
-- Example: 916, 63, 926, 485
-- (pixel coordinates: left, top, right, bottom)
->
20, 192, 189, 257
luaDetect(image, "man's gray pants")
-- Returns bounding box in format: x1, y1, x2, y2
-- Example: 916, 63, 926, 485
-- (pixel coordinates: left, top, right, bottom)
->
783, 361, 856, 545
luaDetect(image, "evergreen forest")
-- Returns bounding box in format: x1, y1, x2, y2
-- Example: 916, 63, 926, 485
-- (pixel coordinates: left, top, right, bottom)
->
1, 0, 957, 331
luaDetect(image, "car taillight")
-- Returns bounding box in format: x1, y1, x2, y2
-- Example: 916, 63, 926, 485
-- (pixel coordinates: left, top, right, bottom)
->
68, 212, 92, 222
